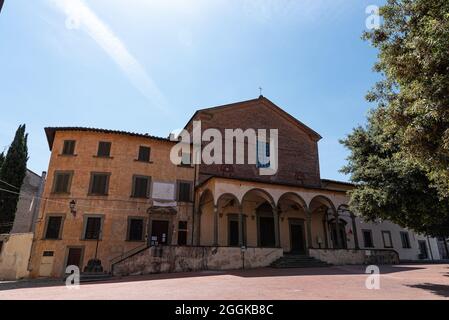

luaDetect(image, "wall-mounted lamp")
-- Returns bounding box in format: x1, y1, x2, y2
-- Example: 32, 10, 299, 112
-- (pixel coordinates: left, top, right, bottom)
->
69, 200, 77, 217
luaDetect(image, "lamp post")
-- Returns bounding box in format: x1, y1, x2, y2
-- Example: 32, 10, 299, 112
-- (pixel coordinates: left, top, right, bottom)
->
69, 200, 77, 217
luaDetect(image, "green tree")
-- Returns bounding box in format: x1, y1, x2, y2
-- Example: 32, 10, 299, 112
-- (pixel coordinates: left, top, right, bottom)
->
0, 125, 28, 234
363, 0, 449, 198
341, 0, 449, 236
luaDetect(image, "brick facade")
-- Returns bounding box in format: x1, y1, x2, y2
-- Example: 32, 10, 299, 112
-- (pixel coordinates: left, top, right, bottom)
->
30, 129, 194, 277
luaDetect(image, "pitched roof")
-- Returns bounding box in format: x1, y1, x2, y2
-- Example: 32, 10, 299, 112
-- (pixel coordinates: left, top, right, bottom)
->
44, 127, 172, 151
184, 96, 322, 141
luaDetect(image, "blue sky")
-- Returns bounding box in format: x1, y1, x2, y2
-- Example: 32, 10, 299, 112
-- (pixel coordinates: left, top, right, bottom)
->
0, 0, 384, 181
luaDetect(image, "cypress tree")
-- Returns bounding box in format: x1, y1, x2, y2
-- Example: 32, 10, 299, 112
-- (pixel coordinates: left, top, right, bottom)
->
0, 125, 28, 234
0, 152, 4, 170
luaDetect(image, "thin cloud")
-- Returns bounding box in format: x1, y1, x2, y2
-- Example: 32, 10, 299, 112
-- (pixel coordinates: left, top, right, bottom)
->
48, 0, 169, 112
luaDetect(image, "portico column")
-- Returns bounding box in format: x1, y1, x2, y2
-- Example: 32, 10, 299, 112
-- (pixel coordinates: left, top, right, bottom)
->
196, 208, 202, 246
213, 205, 219, 246
238, 205, 244, 247
273, 206, 280, 248
334, 211, 341, 249
350, 212, 360, 250
306, 208, 313, 249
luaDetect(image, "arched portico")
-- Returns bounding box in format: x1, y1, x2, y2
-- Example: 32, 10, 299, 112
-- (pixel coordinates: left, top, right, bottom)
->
277, 192, 309, 253
194, 177, 350, 252
309, 195, 337, 249
242, 189, 278, 248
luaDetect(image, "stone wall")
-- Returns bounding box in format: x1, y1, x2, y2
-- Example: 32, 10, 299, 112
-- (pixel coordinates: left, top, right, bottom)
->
309, 249, 399, 265
0, 233, 34, 280
112, 246, 283, 276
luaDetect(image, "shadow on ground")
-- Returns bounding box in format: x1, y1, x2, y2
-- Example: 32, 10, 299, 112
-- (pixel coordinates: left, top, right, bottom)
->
0, 264, 425, 292
407, 283, 449, 298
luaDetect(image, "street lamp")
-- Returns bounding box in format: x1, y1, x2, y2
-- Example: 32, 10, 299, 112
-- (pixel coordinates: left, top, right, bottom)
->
69, 200, 77, 217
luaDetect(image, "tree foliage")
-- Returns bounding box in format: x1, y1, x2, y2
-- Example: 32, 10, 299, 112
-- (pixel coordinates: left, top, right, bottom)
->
0, 125, 28, 234
341, 0, 449, 236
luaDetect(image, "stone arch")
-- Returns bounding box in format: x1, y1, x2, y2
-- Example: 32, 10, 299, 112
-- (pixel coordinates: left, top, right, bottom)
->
241, 188, 275, 207
216, 193, 241, 208
309, 195, 337, 214
277, 192, 308, 211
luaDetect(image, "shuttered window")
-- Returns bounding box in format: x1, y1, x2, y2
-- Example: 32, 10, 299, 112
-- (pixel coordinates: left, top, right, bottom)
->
178, 221, 188, 245
45, 216, 63, 239
97, 142, 111, 157
84, 217, 102, 240
132, 176, 150, 198
400, 231, 411, 248
128, 219, 144, 241
53, 172, 72, 193
138, 146, 151, 162
177, 182, 192, 202
362, 229, 374, 248
62, 140, 76, 155
89, 173, 110, 195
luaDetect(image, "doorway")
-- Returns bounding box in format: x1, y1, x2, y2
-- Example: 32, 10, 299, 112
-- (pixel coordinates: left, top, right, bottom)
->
418, 240, 428, 259
150, 220, 169, 246
259, 216, 275, 247
65, 247, 83, 272
290, 223, 306, 254
229, 220, 239, 246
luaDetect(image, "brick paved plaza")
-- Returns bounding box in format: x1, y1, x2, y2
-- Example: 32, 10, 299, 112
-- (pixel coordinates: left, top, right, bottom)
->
1, 264, 448, 300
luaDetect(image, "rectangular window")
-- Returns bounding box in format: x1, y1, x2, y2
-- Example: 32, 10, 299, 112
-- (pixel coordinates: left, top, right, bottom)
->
128, 218, 144, 241
89, 173, 110, 195
178, 221, 188, 245
84, 217, 102, 240
97, 141, 111, 157
138, 146, 151, 162
181, 152, 191, 166
177, 181, 192, 202
132, 176, 150, 198
256, 140, 270, 168
45, 216, 63, 239
362, 229, 374, 248
52, 171, 72, 194
382, 231, 393, 248
62, 140, 76, 155
400, 231, 411, 248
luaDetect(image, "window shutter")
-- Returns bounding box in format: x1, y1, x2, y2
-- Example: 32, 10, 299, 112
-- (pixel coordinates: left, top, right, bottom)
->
62, 140, 75, 155
45, 217, 62, 239
85, 217, 101, 239
138, 146, 151, 162
178, 182, 191, 202
97, 142, 111, 157
133, 177, 149, 198
129, 219, 144, 241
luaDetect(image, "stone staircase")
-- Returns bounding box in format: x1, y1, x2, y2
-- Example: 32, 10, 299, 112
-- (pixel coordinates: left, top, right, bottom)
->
271, 254, 332, 268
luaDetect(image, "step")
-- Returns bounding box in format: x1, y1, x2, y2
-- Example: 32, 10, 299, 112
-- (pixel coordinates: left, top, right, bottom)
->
270, 255, 332, 268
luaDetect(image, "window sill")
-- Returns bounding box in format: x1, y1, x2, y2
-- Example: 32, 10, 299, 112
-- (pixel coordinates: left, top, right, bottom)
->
51, 192, 71, 196
81, 238, 103, 241
93, 155, 114, 159
134, 159, 153, 164
126, 239, 146, 242
130, 196, 150, 199
42, 238, 62, 241
87, 193, 109, 197
177, 164, 194, 168
58, 154, 77, 157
